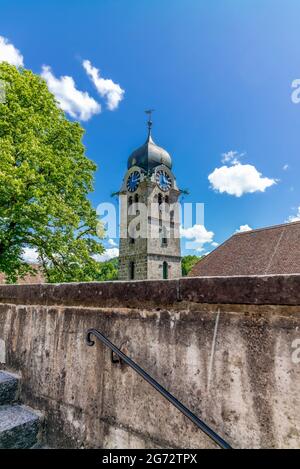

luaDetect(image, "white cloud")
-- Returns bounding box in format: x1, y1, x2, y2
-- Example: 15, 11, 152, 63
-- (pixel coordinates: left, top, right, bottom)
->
221, 150, 244, 165
208, 163, 276, 197
0, 36, 24, 67
180, 224, 214, 251
22, 247, 39, 264
211, 241, 219, 247
41, 65, 101, 121
235, 224, 253, 233
83, 59, 124, 111
181, 224, 214, 244
107, 238, 117, 247
93, 247, 119, 262
286, 206, 300, 223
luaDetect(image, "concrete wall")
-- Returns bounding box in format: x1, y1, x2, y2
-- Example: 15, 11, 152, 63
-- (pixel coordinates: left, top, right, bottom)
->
0, 275, 300, 449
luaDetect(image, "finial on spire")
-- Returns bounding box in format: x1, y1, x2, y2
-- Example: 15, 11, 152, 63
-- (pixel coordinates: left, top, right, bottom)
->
145, 109, 155, 139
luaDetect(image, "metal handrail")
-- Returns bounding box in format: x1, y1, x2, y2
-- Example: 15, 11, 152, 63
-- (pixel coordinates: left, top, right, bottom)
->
86, 328, 232, 450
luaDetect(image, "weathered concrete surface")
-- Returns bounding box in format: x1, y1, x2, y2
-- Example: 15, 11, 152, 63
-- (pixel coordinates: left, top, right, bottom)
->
0, 276, 299, 448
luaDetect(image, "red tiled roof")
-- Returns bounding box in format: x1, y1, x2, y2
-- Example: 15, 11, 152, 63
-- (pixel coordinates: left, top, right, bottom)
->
189, 221, 300, 277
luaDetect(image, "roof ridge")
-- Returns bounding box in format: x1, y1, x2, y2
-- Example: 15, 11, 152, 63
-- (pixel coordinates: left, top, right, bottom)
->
233, 220, 300, 236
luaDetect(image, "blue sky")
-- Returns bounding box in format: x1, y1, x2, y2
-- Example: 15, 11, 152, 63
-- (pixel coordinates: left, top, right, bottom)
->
1, 0, 300, 258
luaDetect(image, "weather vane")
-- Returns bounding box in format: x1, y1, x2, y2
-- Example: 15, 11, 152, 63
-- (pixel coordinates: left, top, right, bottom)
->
145, 109, 155, 131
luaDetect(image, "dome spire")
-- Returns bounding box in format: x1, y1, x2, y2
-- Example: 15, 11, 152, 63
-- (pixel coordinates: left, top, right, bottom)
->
127, 110, 172, 170
145, 109, 155, 142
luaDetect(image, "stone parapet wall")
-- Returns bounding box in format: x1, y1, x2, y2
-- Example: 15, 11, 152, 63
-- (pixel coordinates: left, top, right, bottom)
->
0, 274, 299, 449
0, 274, 299, 308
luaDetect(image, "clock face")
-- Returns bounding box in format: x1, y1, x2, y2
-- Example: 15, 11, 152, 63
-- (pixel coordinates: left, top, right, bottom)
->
127, 171, 140, 192
156, 170, 172, 192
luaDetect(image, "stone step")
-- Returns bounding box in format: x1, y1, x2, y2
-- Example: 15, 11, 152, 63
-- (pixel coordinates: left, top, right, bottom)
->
0, 371, 19, 405
0, 404, 42, 449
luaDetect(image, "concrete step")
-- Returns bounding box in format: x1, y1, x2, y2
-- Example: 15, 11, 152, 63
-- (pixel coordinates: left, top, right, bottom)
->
0, 371, 19, 405
0, 404, 42, 449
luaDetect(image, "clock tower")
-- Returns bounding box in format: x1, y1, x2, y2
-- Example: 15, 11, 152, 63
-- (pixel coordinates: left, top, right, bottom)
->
118, 113, 182, 280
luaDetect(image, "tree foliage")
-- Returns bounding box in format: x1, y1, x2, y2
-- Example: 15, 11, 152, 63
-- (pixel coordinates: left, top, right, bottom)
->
96, 257, 119, 281
181, 255, 202, 276
0, 62, 104, 283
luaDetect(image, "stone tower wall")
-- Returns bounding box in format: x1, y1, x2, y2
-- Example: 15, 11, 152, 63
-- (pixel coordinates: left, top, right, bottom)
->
118, 167, 181, 281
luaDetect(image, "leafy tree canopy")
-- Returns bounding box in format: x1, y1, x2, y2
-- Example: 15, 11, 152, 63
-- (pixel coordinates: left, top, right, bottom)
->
0, 62, 104, 283
96, 257, 119, 281
181, 255, 202, 276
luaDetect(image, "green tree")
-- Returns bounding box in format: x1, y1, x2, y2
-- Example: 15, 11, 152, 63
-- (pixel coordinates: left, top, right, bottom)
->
0, 62, 104, 283
181, 255, 202, 276
96, 257, 119, 281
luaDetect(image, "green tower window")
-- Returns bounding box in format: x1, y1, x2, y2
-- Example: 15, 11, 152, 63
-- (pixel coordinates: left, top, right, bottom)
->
163, 261, 168, 279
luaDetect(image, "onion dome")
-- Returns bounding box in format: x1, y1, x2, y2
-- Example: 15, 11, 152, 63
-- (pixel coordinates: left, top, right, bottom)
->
127, 115, 172, 171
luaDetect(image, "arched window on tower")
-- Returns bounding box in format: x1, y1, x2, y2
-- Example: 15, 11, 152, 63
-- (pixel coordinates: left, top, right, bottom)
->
158, 193, 163, 216
165, 195, 169, 204
170, 210, 174, 227
161, 226, 168, 246
162, 236, 168, 246
128, 196, 133, 206
163, 261, 168, 280
129, 261, 135, 280
134, 193, 140, 216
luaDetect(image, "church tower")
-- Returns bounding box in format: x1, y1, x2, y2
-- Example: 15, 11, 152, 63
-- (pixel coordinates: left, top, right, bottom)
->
118, 113, 182, 280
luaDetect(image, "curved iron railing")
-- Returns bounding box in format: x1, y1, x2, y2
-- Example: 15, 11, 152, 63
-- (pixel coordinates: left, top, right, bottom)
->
86, 328, 232, 450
